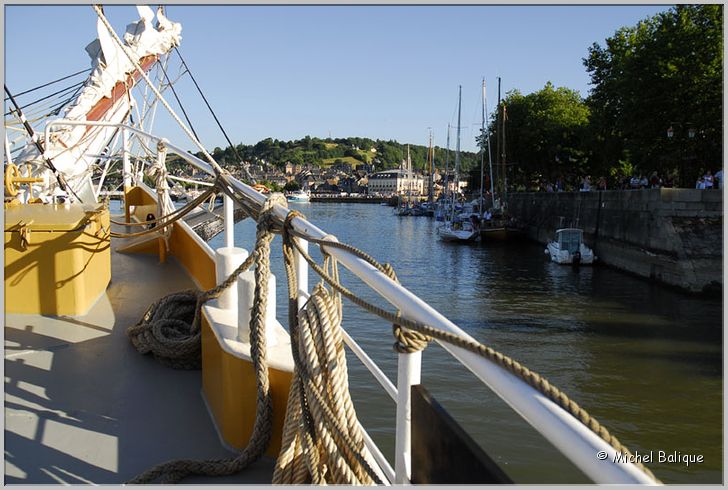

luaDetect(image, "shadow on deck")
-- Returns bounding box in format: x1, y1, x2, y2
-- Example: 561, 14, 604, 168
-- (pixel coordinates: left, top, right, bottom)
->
5, 240, 275, 483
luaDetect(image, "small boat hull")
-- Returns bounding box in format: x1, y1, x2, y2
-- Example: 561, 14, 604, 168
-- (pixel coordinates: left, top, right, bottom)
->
480, 226, 508, 241
438, 224, 479, 243
286, 191, 310, 202
546, 242, 596, 265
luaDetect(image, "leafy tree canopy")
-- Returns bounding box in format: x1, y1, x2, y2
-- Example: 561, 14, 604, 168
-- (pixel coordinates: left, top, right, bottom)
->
584, 4, 723, 184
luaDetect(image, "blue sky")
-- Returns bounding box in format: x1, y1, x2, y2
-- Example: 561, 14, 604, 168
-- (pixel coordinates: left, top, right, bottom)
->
5, 5, 670, 153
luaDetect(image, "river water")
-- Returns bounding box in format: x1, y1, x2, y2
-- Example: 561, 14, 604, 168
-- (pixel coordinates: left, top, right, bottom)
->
209, 201, 722, 484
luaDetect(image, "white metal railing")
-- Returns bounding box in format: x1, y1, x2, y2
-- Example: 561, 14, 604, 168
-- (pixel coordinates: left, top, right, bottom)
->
45, 119, 659, 485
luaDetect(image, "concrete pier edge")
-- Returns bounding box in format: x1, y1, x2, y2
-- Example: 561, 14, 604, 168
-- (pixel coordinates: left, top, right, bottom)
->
507, 188, 723, 295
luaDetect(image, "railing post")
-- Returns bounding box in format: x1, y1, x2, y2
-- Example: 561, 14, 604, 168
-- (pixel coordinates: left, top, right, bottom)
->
223, 194, 234, 248
394, 350, 422, 484
122, 127, 131, 222
294, 237, 310, 309
215, 247, 248, 313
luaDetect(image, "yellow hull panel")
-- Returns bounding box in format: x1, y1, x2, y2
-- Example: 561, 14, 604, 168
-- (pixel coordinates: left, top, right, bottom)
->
201, 316, 292, 456
4, 204, 111, 316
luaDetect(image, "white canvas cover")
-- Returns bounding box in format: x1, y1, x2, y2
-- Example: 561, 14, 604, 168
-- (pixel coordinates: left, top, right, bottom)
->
15, 6, 182, 203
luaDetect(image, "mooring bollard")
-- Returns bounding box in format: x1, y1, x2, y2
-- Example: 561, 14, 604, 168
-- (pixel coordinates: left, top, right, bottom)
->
237, 270, 278, 346
215, 247, 249, 313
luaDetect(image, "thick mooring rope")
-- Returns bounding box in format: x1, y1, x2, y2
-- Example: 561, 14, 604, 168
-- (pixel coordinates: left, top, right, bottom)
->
126, 194, 285, 483
272, 216, 381, 484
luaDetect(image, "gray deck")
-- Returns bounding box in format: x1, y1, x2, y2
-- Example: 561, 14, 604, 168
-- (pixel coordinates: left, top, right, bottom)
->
5, 230, 275, 484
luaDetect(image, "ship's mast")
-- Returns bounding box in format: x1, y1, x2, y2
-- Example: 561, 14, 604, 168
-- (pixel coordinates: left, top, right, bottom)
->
427, 128, 434, 203
444, 124, 450, 203
13, 6, 182, 204
451, 85, 462, 223
502, 100, 508, 204
407, 144, 412, 204
485, 80, 495, 211
479, 78, 485, 218
496, 76, 502, 202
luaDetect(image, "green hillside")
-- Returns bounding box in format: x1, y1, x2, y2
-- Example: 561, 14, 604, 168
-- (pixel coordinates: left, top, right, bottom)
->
204, 136, 479, 172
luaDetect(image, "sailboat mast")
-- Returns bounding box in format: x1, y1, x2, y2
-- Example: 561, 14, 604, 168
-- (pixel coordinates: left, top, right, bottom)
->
428, 128, 434, 202
479, 78, 485, 218
496, 76, 502, 200
407, 144, 412, 203
485, 80, 495, 208
452, 85, 462, 223
445, 124, 450, 196
502, 102, 508, 203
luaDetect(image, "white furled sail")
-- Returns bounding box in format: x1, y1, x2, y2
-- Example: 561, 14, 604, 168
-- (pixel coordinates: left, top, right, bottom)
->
15, 6, 182, 203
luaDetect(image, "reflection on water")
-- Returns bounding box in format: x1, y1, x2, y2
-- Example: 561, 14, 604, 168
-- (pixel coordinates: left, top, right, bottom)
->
210, 202, 722, 484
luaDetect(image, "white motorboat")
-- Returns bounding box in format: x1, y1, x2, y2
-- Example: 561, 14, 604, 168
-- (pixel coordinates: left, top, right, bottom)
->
545, 228, 596, 265
286, 189, 310, 202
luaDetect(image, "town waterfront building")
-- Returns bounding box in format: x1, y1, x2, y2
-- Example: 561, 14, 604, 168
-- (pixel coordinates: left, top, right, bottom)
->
367, 170, 425, 196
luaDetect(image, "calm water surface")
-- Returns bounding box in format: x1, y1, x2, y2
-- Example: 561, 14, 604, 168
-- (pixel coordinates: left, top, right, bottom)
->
209, 201, 722, 484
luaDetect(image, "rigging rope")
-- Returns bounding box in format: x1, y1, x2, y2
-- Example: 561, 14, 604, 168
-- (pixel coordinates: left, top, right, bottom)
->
3, 81, 85, 117
109, 185, 216, 239
4, 84, 76, 198
157, 58, 200, 141
3, 67, 90, 100
172, 46, 254, 184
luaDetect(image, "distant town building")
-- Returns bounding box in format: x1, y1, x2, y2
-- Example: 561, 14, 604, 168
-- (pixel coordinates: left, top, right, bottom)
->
367, 170, 425, 196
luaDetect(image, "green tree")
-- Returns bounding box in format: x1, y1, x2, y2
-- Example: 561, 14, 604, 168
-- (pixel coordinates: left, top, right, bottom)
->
584, 4, 723, 185
486, 83, 590, 189
284, 180, 301, 192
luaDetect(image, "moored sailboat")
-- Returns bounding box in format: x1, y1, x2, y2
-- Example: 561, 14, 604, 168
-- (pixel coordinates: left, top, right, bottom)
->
438, 86, 478, 243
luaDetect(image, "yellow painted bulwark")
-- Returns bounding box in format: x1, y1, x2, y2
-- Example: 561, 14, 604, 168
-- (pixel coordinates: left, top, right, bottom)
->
4, 203, 111, 315
126, 185, 287, 452
124, 185, 216, 289
201, 317, 292, 457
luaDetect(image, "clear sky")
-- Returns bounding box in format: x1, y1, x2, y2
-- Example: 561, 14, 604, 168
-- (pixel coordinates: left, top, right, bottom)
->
5, 4, 670, 153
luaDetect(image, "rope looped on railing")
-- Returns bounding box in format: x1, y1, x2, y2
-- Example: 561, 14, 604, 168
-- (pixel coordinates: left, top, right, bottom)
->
280, 217, 661, 484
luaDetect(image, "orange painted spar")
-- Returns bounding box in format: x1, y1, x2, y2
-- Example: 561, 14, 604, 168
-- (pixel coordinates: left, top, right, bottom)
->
86, 54, 158, 123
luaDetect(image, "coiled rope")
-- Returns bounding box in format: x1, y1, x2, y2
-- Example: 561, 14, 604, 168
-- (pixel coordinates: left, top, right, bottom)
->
126, 193, 285, 483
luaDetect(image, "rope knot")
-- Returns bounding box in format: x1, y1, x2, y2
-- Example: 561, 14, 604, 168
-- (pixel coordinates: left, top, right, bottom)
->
283, 209, 306, 235
256, 192, 287, 233
382, 264, 430, 353
393, 320, 431, 353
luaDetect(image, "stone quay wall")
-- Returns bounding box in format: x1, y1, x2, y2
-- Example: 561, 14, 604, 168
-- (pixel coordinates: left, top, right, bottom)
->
506, 189, 723, 294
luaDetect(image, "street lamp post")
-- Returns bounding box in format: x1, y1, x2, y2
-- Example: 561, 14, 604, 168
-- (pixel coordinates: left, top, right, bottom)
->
667, 121, 695, 187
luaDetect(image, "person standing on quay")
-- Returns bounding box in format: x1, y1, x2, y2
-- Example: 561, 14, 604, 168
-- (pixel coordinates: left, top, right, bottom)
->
715, 168, 723, 189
